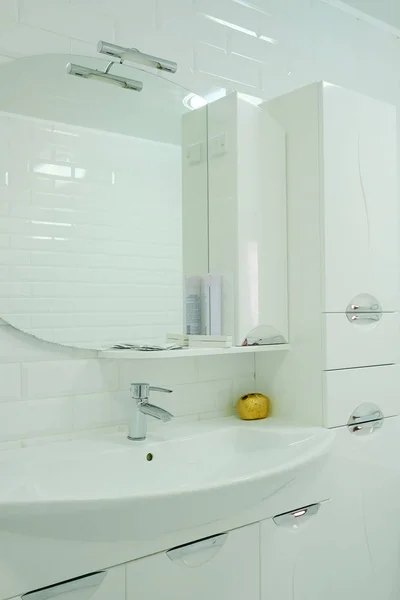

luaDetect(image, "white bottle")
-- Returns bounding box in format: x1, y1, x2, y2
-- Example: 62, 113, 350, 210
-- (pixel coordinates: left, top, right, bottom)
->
185, 276, 202, 335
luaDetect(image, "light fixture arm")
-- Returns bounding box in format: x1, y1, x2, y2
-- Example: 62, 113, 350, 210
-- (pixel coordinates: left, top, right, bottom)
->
104, 61, 115, 75
97, 41, 178, 74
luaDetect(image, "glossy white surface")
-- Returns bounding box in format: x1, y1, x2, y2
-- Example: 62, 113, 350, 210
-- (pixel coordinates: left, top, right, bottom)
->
258, 82, 398, 426
323, 312, 398, 370
323, 364, 400, 428
260, 418, 400, 600
322, 83, 398, 312
0, 418, 333, 507
0, 418, 334, 599
207, 93, 288, 346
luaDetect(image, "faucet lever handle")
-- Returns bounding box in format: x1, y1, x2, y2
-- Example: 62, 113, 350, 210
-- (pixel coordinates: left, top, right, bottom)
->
130, 383, 173, 400
149, 386, 173, 394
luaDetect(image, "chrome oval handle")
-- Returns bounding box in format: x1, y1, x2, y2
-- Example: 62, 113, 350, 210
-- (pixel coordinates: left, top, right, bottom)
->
349, 303, 381, 312
348, 403, 384, 435
346, 295, 382, 323
167, 533, 228, 566
273, 503, 320, 527
22, 572, 106, 600
349, 420, 383, 435
347, 313, 381, 323
349, 410, 383, 425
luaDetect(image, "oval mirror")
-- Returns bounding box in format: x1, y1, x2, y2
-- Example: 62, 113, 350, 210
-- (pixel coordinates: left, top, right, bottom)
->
0, 53, 208, 349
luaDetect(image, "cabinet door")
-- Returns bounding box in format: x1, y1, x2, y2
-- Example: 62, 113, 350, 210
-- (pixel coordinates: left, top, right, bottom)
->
349, 417, 400, 600
126, 524, 259, 600
20, 567, 125, 600
322, 84, 398, 313
261, 498, 375, 600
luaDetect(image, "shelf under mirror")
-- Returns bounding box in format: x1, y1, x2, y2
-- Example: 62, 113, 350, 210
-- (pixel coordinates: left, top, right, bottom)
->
98, 344, 290, 359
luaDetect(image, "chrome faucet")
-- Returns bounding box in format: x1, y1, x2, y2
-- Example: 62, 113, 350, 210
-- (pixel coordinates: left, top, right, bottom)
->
128, 383, 173, 441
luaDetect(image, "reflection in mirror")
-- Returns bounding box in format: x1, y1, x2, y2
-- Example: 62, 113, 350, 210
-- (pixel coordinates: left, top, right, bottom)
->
0, 53, 208, 349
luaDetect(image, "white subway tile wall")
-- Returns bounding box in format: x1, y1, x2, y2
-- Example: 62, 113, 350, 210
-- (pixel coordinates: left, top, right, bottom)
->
0, 319, 256, 446
0, 0, 399, 444
0, 112, 182, 347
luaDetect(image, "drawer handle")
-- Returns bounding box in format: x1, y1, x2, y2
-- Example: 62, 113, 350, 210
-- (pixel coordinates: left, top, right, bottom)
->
347, 313, 381, 323
167, 533, 228, 567
22, 572, 106, 600
348, 303, 381, 312
273, 503, 320, 527
348, 403, 384, 435
345, 295, 382, 323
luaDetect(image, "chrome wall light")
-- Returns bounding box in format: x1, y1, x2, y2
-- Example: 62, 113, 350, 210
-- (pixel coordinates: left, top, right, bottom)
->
66, 62, 143, 92
97, 41, 178, 74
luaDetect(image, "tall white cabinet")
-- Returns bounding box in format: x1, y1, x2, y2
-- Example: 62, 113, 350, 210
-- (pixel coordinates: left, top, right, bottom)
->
259, 81, 399, 426
257, 82, 400, 599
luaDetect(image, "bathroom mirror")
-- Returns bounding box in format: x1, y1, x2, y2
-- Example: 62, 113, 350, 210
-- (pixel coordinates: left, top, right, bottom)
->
0, 53, 208, 349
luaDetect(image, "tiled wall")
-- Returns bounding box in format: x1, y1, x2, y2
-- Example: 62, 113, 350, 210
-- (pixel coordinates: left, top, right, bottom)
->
0, 111, 182, 348
0, 320, 255, 448
0, 0, 399, 445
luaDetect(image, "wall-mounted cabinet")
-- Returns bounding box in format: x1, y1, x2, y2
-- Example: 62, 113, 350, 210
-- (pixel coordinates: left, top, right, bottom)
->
321, 85, 398, 313
258, 82, 398, 426
268, 82, 398, 318
184, 92, 288, 347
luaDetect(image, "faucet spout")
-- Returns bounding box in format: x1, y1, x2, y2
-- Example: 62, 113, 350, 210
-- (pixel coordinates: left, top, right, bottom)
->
128, 382, 174, 441
140, 402, 173, 423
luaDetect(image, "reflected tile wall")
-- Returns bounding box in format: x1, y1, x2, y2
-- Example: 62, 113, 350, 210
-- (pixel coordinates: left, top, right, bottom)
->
0, 114, 183, 347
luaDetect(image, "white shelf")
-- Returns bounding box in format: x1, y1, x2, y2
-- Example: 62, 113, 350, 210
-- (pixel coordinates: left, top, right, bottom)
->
98, 344, 290, 360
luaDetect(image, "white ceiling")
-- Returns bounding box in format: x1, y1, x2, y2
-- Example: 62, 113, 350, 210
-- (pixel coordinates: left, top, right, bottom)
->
341, 0, 400, 30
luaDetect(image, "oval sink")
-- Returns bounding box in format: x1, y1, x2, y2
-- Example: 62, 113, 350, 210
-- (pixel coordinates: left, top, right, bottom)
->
0, 417, 334, 539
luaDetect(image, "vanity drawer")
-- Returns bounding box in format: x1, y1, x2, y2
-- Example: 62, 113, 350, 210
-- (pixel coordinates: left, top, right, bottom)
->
323, 312, 398, 370
323, 364, 400, 428
126, 524, 259, 600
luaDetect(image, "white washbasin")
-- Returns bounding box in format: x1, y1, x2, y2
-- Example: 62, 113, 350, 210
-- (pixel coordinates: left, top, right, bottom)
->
0, 417, 334, 539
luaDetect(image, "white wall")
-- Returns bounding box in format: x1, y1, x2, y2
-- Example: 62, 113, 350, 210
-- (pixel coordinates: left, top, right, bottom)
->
0, 0, 399, 445
0, 111, 182, 348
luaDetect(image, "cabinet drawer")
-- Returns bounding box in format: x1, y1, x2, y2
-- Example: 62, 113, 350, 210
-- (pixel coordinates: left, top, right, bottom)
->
323, 364, 400, 428
261, 499, 375, 600
126, 524, 259, 600
323, 312, 398, 370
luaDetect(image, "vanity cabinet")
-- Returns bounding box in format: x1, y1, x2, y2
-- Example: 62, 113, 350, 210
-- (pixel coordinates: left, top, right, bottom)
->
261, 500, 375, 600
126, 524, 260, 600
